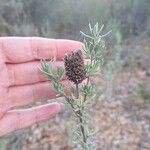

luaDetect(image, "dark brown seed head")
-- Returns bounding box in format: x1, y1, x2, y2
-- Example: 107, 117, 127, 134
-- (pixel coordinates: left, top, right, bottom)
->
64, 50, 86, 84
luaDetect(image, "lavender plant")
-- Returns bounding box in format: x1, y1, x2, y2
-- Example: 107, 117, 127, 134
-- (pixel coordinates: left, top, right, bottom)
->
40, 23, 110, 150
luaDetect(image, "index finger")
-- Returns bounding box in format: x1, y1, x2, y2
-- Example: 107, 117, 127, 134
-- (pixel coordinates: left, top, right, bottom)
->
0, 37, 83, 63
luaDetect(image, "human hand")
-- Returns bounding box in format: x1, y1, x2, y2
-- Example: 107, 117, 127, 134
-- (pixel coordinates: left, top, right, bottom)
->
0, 37, 83, 136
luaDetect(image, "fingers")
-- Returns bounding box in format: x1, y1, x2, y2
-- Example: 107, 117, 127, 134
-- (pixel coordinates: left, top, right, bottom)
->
0, 88, 7, 119
7, 61, 65, 86
1, 37, 83, 63
3, 58, 89, 110
4, 81, 69, 111
0, 102, 61, 137
6, 58, 89, 87
7, 59, 89, 87
0, 62, 9, 88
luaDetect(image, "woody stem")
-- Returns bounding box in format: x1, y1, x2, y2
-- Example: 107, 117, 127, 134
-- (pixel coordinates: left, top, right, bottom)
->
76, 84, 79, 99
75, 83, 87, 149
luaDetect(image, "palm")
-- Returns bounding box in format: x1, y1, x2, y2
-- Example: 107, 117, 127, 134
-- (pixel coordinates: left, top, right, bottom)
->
0, 37, 82, 136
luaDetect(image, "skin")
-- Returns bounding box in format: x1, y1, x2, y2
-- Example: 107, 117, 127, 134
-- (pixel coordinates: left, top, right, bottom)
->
0, 37, 83, 136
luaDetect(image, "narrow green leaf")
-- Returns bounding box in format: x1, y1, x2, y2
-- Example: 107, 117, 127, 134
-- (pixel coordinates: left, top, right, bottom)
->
84, 39, 91, 59
57, 66, 64, 81
80, 31, 92, 39
86, 60, 100, 75
98, 24, 104, 35
40, 59, 55, 81
53, 82, 64, 94
88, 23, 93, 33
94, 22, 99, 33
82, 85, 95, 96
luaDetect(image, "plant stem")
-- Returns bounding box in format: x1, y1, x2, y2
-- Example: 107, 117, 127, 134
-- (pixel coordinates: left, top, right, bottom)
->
83, 39, 94, 103
76, 84, 79, 99
75, 83, 87, 149
79, 110, 87, 148
79, 38, 95, 147
83, 77, 90, 102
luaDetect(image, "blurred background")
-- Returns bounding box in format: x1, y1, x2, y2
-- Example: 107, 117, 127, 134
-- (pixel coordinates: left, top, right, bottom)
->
0, 0, 150, 149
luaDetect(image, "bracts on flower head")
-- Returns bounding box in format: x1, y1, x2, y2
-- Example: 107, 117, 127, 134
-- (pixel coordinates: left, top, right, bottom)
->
64, 50, 86, 84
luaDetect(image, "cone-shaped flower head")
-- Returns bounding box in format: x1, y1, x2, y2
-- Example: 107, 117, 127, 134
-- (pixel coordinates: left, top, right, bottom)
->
64, 50, 86, 84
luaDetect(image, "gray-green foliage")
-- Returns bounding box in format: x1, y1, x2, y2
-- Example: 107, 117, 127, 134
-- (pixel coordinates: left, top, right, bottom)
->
83, 23, 109, 76
40, 58, 65, 94
40, 23, 108, 150
0, 0, 149, 41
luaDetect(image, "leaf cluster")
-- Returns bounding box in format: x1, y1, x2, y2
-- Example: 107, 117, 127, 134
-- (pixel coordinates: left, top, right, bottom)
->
40, 58, 65, 94
81, 23, 110, 77
40, 22, 109, 150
